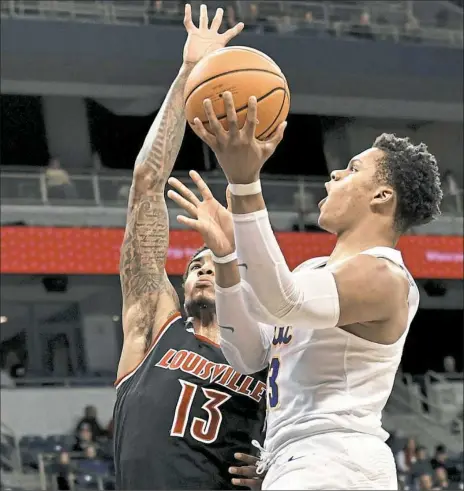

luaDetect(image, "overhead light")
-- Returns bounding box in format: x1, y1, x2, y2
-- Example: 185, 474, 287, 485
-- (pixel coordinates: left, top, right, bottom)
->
0, 316, 8, 323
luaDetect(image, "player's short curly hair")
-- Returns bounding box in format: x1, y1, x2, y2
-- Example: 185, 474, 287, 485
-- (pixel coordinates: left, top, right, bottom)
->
182, 245, 210, 285
372, 133, 443, 233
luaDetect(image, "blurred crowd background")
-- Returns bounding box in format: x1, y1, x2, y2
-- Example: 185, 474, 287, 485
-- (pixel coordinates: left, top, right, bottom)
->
0, 1, 463, 490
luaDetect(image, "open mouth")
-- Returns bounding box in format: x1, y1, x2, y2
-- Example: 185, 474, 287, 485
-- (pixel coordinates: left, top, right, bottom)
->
318, 196, 328, 209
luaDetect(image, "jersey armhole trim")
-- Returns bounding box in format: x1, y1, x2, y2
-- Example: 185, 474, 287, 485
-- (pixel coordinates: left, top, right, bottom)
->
114, 311, 182, 389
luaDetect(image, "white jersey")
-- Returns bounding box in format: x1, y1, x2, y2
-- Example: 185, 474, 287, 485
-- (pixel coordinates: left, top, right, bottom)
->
263, 246, 420, 457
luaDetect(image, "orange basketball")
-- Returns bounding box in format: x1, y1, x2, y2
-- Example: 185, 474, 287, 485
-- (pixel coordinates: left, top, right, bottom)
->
184, 46, 290, 141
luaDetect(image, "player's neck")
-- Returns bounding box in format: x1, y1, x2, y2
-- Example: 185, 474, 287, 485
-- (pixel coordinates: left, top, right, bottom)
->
191, 317, 220, 345
329, 222, 396, 265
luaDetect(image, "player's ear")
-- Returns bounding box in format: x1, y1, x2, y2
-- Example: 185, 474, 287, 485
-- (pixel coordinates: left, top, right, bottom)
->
371, 186, 394, 208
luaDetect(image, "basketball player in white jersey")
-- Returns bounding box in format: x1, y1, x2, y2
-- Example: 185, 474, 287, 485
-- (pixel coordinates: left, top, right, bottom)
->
168, 93, 443, 489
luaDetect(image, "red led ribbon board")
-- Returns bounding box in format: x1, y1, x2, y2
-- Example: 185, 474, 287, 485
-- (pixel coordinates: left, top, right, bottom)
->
0, 227, 462, 279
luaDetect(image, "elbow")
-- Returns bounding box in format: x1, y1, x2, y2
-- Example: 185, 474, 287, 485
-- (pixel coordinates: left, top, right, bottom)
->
219, 339, 264, 375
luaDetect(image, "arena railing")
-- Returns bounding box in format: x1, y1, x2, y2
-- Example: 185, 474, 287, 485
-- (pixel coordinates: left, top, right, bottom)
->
0, 169, 329, 211
38, 451, 111, 491
388, 374, 464, 453
9, 376, 115, 387
1, 170, 463, 229
1, 0, 462, 48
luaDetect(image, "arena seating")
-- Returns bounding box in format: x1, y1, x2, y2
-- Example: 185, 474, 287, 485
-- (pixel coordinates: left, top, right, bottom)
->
1, 0, 462, 48
2, 377, 462, 491
2, 423, 115, 490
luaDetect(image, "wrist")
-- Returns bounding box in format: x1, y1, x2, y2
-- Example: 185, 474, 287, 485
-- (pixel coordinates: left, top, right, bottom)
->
228, 180, 262, 197
227, 173, 261, 185
211, 249, 236, 263
180, 61, 196, 75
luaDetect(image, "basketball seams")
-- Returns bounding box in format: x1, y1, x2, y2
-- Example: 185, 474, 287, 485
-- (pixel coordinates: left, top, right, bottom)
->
257, 88, 289, 140
184, 69, 286, 104
213, 46, 283, 74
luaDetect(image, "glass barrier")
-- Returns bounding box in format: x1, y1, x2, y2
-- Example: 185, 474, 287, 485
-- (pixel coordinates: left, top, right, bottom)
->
98, 176, 132, 207
0, 171, 328, 211
2, 171, 463, 218
1, 173, 44, 205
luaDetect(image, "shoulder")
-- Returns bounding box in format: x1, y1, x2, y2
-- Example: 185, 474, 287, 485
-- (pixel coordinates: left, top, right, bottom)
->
338, 254, 408, 287
334, 254, 410, 310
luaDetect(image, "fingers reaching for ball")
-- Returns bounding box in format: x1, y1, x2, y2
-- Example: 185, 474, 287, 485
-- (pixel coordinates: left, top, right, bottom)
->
167, 176, 200, 219
221, 92, 239, 137
203, 98, 226, 138
194, 92, 265, 143
243, 96, 258, 140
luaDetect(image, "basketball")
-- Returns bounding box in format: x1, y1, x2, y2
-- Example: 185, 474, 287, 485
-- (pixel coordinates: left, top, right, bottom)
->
184, 46, 290, 141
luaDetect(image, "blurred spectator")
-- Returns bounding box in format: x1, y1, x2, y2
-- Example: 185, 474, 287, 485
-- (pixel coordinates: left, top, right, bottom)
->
243, 3, 270, 33
403, 14, 421, 43
296, 11, 319, 36
431, 445, 449, 471
442, 171, 462, 214
76, 405, 106, 441
52, 451, 75, 491
73, 424, 95, 452
45, 158, 77, 200
443, 355, 457, 374
431, 444, 461, 483
418, 473, 434, 490
118, 183, 130, 203
78, 445, 111, 476
434, 466, 449, 489
277, 15, 298, 35
350, 12, 374, 40
150, 0, 179, 24
396, 437, 417, 475
411, 446, 434, 484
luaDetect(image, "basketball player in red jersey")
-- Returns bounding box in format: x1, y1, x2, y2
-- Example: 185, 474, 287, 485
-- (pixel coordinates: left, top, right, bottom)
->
113, 6, 272, 490
172, 93, 443, 489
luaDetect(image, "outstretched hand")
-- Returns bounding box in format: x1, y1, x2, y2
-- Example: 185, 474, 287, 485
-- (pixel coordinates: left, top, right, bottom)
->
190, 92, 287, 184
167, 170, 235, 258
183, 4, 244, 65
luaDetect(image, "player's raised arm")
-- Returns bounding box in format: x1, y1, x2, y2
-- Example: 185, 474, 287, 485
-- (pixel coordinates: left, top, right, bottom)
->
167, 171, 273, 374
118, 5, 244, 380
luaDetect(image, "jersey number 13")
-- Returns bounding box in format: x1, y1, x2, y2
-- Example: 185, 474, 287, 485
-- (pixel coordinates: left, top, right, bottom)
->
170, 380, 231, 444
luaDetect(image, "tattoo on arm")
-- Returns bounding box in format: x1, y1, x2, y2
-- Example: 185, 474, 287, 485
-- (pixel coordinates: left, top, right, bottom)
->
120, 66, 193, 308
120, 193, 169, 301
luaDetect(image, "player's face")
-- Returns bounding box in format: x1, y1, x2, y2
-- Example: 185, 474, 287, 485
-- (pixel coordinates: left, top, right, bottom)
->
318, 148, 391, 234
183, 253, 216, 305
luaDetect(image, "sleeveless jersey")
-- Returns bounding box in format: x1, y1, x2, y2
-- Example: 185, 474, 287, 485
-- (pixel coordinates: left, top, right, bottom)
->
113, 313, 267, 490
264, 247, 420, 457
